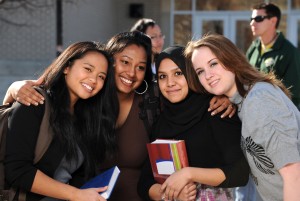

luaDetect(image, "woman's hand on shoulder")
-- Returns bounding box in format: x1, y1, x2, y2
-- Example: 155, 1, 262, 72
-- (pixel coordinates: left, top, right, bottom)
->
3, 79, 44, 106
208, 95, 236, 118
72, 187, 108, 201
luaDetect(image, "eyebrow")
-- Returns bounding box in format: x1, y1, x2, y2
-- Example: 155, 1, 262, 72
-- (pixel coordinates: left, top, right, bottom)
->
120, 55, 132, 60
83, 62, 95, 68
121, 55, 147, 65
194, 58, 217, 71
158, 66, 180, 74
99, 71, 107, 75
83, 62, 107, 75
207, 58, 217, 64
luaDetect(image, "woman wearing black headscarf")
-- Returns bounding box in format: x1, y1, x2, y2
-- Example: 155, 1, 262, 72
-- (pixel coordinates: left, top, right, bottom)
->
137, 46, 249, 201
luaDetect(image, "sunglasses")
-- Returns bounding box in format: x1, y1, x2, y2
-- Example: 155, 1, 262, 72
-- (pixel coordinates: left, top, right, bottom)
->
250, 15, 272, 23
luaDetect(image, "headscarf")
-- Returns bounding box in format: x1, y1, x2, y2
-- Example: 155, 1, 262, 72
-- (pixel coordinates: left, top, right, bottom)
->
152, 46, 212, 139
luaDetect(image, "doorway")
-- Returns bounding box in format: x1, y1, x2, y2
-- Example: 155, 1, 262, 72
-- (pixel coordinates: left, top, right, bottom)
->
193, 11, 253, 53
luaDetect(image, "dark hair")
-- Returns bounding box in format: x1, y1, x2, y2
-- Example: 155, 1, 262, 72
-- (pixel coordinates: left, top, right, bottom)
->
185, 34, 291, 98
40, 41, 119, 175
253, 2, 281, 28
106, 31, 153, 88
130, 18, 156, 33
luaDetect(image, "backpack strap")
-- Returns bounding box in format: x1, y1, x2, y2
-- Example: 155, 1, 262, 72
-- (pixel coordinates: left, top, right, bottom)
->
0, 88, 52, 201
19, 87, 53, 201
0, 104, 13, 189
139, 81, 161, 135
33, 87, 53, 164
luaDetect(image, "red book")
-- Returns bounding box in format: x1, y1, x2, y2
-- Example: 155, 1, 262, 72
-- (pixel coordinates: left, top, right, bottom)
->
146, 139, 189, 184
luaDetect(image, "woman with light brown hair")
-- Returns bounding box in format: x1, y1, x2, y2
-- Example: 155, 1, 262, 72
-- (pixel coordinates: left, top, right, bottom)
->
185, 33, 300, 201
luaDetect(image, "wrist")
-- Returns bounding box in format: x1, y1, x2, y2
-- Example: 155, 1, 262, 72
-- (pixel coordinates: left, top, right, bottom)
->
68, 186, 80, 201
185, 167, 194, 182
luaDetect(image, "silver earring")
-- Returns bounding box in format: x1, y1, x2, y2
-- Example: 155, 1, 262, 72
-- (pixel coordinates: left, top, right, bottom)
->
135, 80, 148, 95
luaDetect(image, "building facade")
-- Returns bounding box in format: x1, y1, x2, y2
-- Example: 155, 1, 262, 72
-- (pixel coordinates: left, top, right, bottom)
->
1, 0, 299, 101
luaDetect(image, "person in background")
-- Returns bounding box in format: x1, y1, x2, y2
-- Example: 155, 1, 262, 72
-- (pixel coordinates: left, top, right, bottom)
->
247, 2, 300, 110
130, 18, 165, 79
5, 41, 118, 201
138, 46, 249, 201
185, 33, 300, 201
3, 32, 235, 201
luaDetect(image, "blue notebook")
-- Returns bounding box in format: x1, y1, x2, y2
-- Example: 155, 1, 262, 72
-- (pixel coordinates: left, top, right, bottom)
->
81, 166, 120, 199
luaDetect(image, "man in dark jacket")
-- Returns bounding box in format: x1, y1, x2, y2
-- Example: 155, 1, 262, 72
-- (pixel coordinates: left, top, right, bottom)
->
247, 2, 300, 110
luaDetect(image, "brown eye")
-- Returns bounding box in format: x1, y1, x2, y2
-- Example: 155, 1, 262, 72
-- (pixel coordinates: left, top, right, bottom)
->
196, 70, 203, 75
137, 65, 146, 71
84, 67, 92, 72
175, 71, 183, 76
121, 60, 129, 65
99, 75, 106, 80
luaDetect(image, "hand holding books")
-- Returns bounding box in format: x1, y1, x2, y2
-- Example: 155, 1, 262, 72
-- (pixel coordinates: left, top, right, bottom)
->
146, 139, 189, 184
81, 166, 120, 199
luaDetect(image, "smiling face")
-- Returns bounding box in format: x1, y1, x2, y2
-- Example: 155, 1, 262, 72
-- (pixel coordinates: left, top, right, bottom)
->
113, 44, 147, 95
64, 51, 108, 106
191, 46, 237, 98
158, 58, 189, 103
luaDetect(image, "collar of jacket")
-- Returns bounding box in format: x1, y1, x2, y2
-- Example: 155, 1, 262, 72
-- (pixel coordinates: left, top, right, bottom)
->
254, 31, 285, 52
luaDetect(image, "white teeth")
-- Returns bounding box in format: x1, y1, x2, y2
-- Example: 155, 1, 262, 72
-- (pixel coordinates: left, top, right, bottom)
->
120, 77, 133, 84
82, 83, 93, 91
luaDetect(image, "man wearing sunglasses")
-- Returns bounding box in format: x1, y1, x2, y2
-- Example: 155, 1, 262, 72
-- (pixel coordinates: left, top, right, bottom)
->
246, 2, 300, 111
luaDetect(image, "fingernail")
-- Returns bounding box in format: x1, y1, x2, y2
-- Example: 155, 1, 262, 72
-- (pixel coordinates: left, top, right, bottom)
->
221, 115, 224, 118
34, 102, 38, 106
208, 108, 211, 111
40, 100, 44, 104
211, 112, 215, 116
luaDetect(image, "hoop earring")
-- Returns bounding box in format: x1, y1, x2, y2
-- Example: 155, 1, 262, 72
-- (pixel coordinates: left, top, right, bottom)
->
135, 80, 148, 95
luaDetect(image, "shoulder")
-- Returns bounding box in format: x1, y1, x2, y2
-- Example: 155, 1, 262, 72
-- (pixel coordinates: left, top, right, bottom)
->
243, 82, 298, 127
247, 82, 283, 102
207, 111, 241, 136
277, 33, 299, 52
245, 82, 284, 109
9, 102, 45, 123
208, 111, 241, 125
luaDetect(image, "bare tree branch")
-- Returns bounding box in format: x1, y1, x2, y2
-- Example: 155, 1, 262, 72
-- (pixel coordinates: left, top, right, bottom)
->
0, 0, 76, 26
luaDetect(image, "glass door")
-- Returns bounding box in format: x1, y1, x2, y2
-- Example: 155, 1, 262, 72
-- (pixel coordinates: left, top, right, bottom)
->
287, 14, 300, 48
193, 11, 252, 53
193, 12, 229, 40
230, 13, 253, 53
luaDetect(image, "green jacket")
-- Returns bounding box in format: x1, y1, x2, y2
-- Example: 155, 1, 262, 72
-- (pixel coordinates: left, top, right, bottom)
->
246, 32, 300, 109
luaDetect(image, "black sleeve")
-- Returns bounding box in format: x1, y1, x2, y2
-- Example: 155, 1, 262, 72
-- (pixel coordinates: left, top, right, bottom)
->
137, 157, 157, 201
5, 102, 45, 191
209, 113, 249, 187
